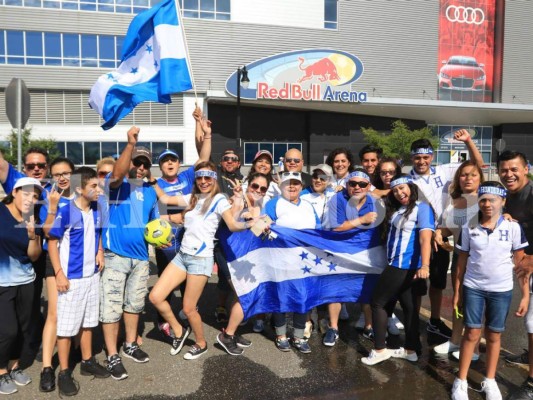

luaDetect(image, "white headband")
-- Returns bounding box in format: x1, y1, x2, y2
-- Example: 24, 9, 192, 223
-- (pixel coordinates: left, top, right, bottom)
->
390, 176, 412, 188
195, 170, 217, 180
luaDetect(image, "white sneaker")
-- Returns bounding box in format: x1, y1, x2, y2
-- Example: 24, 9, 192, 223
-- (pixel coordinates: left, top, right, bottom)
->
355, 313, 365, 329
391, 347, 418, 362
340, 304, 350, 320
451, 378, 469, 400
434, 340, 460, 354
452, 350, 479, 362
481, 378, 502, 400
390, 313, 404, 330
361, 349, 391, 366
387, 318, 400, 335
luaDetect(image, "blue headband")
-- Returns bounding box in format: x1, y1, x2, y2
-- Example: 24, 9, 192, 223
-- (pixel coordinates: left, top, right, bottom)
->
195, 170, 217, 180
411, 148, 434, 156
347, 171, 370, 182
390, 176, 413, 188
478, 186, 507, 198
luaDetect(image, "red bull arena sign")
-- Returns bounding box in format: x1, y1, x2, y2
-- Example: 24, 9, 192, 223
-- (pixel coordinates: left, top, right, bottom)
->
225, 49, 367, 103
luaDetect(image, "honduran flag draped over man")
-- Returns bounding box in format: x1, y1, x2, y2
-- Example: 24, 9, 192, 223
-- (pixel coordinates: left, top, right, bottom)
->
89, 0, 193, 130
220, 226, 387, 320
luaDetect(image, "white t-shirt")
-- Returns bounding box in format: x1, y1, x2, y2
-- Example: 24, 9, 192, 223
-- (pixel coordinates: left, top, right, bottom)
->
440, 200, 479, 244
456, 217, 528, 292
264, 196, 320, 229
300, 189, 335, 227
410, 163, 460, 218
180, 193, 231, 257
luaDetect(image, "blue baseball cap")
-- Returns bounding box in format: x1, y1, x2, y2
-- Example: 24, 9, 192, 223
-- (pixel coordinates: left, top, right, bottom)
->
158, 149, 180, 164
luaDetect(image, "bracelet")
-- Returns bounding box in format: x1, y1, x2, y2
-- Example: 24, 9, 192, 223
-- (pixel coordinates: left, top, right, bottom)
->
421, 264, 430, 269
28, 236, 36, 241
55, 269, 61, 276
48, 210, 57, 215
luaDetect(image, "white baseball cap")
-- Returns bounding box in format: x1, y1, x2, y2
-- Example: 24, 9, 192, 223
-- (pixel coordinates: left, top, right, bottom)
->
13, 177, 44, 194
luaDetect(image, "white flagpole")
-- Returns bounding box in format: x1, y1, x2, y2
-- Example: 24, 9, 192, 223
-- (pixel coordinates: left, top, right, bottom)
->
174, 0, 198, 103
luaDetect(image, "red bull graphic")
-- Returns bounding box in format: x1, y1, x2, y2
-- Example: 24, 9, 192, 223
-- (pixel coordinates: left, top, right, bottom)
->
437, 0, 496, 102
225, 49, 367, 103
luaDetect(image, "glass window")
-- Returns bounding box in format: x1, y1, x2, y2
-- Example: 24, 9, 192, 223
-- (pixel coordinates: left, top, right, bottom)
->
118, 142, 128, 154
99, 35, 115, 60
200, 0, 213, 11
273, 143, 286, 161
66, 142, 83, 165
80, 2, 96, 10
259, 143, 273, 153
62, 34, 79, 58
200, 12, 215, 19
151, 142, 168, 163
43, 0, 60, 7
215, 13, 230, 20
0, 30, 5, 57
7, 31, 24, 56
61, 0, 78, 9
45, 32, 61, 57
26, 32, 43, 57
184, 0, 197, 9
183, 10, 198, 18
324, 0, 338, 29
133, 0, 148, 6
24, 0, 42, 7
244, 143, 259, 165
84, 142, 100, 165
55, 142, 66, 158
217, 0, 229, 13
167, 143, 184, 160
116, 36, 124, 62
5, 0, 23, 5
101, 142, 117, 158
81, 35, 97, 67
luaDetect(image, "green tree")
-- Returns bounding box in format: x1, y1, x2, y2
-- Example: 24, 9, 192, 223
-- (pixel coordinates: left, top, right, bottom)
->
361, 120, 439, 165
0, 127, 60, 168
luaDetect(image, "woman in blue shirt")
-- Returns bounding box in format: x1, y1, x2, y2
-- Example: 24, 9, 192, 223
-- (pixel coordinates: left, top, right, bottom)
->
362, 174, 434, 366
0, 177, 43, 395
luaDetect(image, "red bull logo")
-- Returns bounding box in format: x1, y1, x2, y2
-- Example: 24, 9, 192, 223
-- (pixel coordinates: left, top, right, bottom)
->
225, 49, 367, 103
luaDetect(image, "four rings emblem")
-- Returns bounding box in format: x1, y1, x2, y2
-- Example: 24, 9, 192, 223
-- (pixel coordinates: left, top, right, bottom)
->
446, 5, 485, 25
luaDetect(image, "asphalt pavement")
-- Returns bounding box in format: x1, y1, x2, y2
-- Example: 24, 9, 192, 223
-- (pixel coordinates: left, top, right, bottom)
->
12, 263, 532, 400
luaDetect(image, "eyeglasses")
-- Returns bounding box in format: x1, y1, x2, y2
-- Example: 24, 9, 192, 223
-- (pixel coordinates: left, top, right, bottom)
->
98, 171, 112, 178
249, 182, 268, 194
133, 159, 151, 169
52, 172, 72, 180
312, 173, 328, 182
347, 180, 369, 188
380, 170, 396, 176
25, 163, 47, 170
222, 156, 239, 162
285, 158, 301, 164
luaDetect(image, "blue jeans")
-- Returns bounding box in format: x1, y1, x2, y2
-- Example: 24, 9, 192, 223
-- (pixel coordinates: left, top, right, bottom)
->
463, 285, 512, 333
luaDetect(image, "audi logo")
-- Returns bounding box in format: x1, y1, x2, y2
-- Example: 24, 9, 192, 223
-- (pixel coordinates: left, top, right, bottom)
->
446, 5, 485, 25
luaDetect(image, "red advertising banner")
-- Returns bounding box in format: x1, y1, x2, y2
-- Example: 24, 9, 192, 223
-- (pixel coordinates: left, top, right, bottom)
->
437, 0, 496, 102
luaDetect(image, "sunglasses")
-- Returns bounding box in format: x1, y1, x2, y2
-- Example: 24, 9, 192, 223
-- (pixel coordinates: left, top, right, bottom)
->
25, 163, 47, 170
249, 182, 268, 194
98, 171, 112, 178
285, 158, 301, 164
282, 172, 301, 178
195, 176, 214, 181
222, 156, 239, 162
380, 170, 396, 176
133, 159, 151, 169
347, 180, 369, 188
312, 173, 327, 181
52, 172, 72, 180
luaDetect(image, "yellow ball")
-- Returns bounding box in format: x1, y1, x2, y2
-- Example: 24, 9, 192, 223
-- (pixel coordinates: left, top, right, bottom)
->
144, 219, 173, 247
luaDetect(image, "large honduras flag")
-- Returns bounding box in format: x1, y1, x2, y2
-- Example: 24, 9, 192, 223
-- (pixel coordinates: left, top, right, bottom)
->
220, 226, 387, 319
89, 0, 193, 130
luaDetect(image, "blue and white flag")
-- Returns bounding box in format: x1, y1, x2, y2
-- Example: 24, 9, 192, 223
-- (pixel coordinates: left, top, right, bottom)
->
89, 0, 193, 130
220, 226, 387, 319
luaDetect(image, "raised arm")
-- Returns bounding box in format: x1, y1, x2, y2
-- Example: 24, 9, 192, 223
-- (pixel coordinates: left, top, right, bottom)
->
154, 183, 188, 207
0, 149, 9, 184
110, 126, 139, 190
192, 107, 212, 166
454, 129, 484, 168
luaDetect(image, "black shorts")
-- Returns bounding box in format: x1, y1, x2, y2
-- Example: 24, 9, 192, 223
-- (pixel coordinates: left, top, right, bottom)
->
429, 246, 451, 290
411, 278, 428, 297
44, 253, 55, 278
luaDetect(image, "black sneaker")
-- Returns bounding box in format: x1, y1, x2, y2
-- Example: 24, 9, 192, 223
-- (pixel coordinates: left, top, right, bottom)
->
58, 369, 79, 397
506, 349, 529, 367
235, 334, 252, 348
121, 342, 149, 363
80, 357, 111, 379
508, 379, 533, 400
183, 344, 208, 360
106, 354, 128, 381
362, 327, 375, 341
171, 326, 192, 356
217, 332, 243, 356
426, 319, 452, 338
39, 367, 55, 392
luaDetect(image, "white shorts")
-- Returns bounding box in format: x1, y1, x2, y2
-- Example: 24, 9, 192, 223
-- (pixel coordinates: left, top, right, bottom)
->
57, 273, 100, 337
525, 295, 533, 334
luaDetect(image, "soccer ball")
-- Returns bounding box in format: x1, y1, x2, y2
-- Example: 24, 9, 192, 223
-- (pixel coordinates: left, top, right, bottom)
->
144, 219, 173, 247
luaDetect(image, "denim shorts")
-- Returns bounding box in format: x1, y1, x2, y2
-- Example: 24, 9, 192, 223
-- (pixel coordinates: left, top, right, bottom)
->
463, 285, 513, 333
99, 251, 149, 323
171, 251, 214, 277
